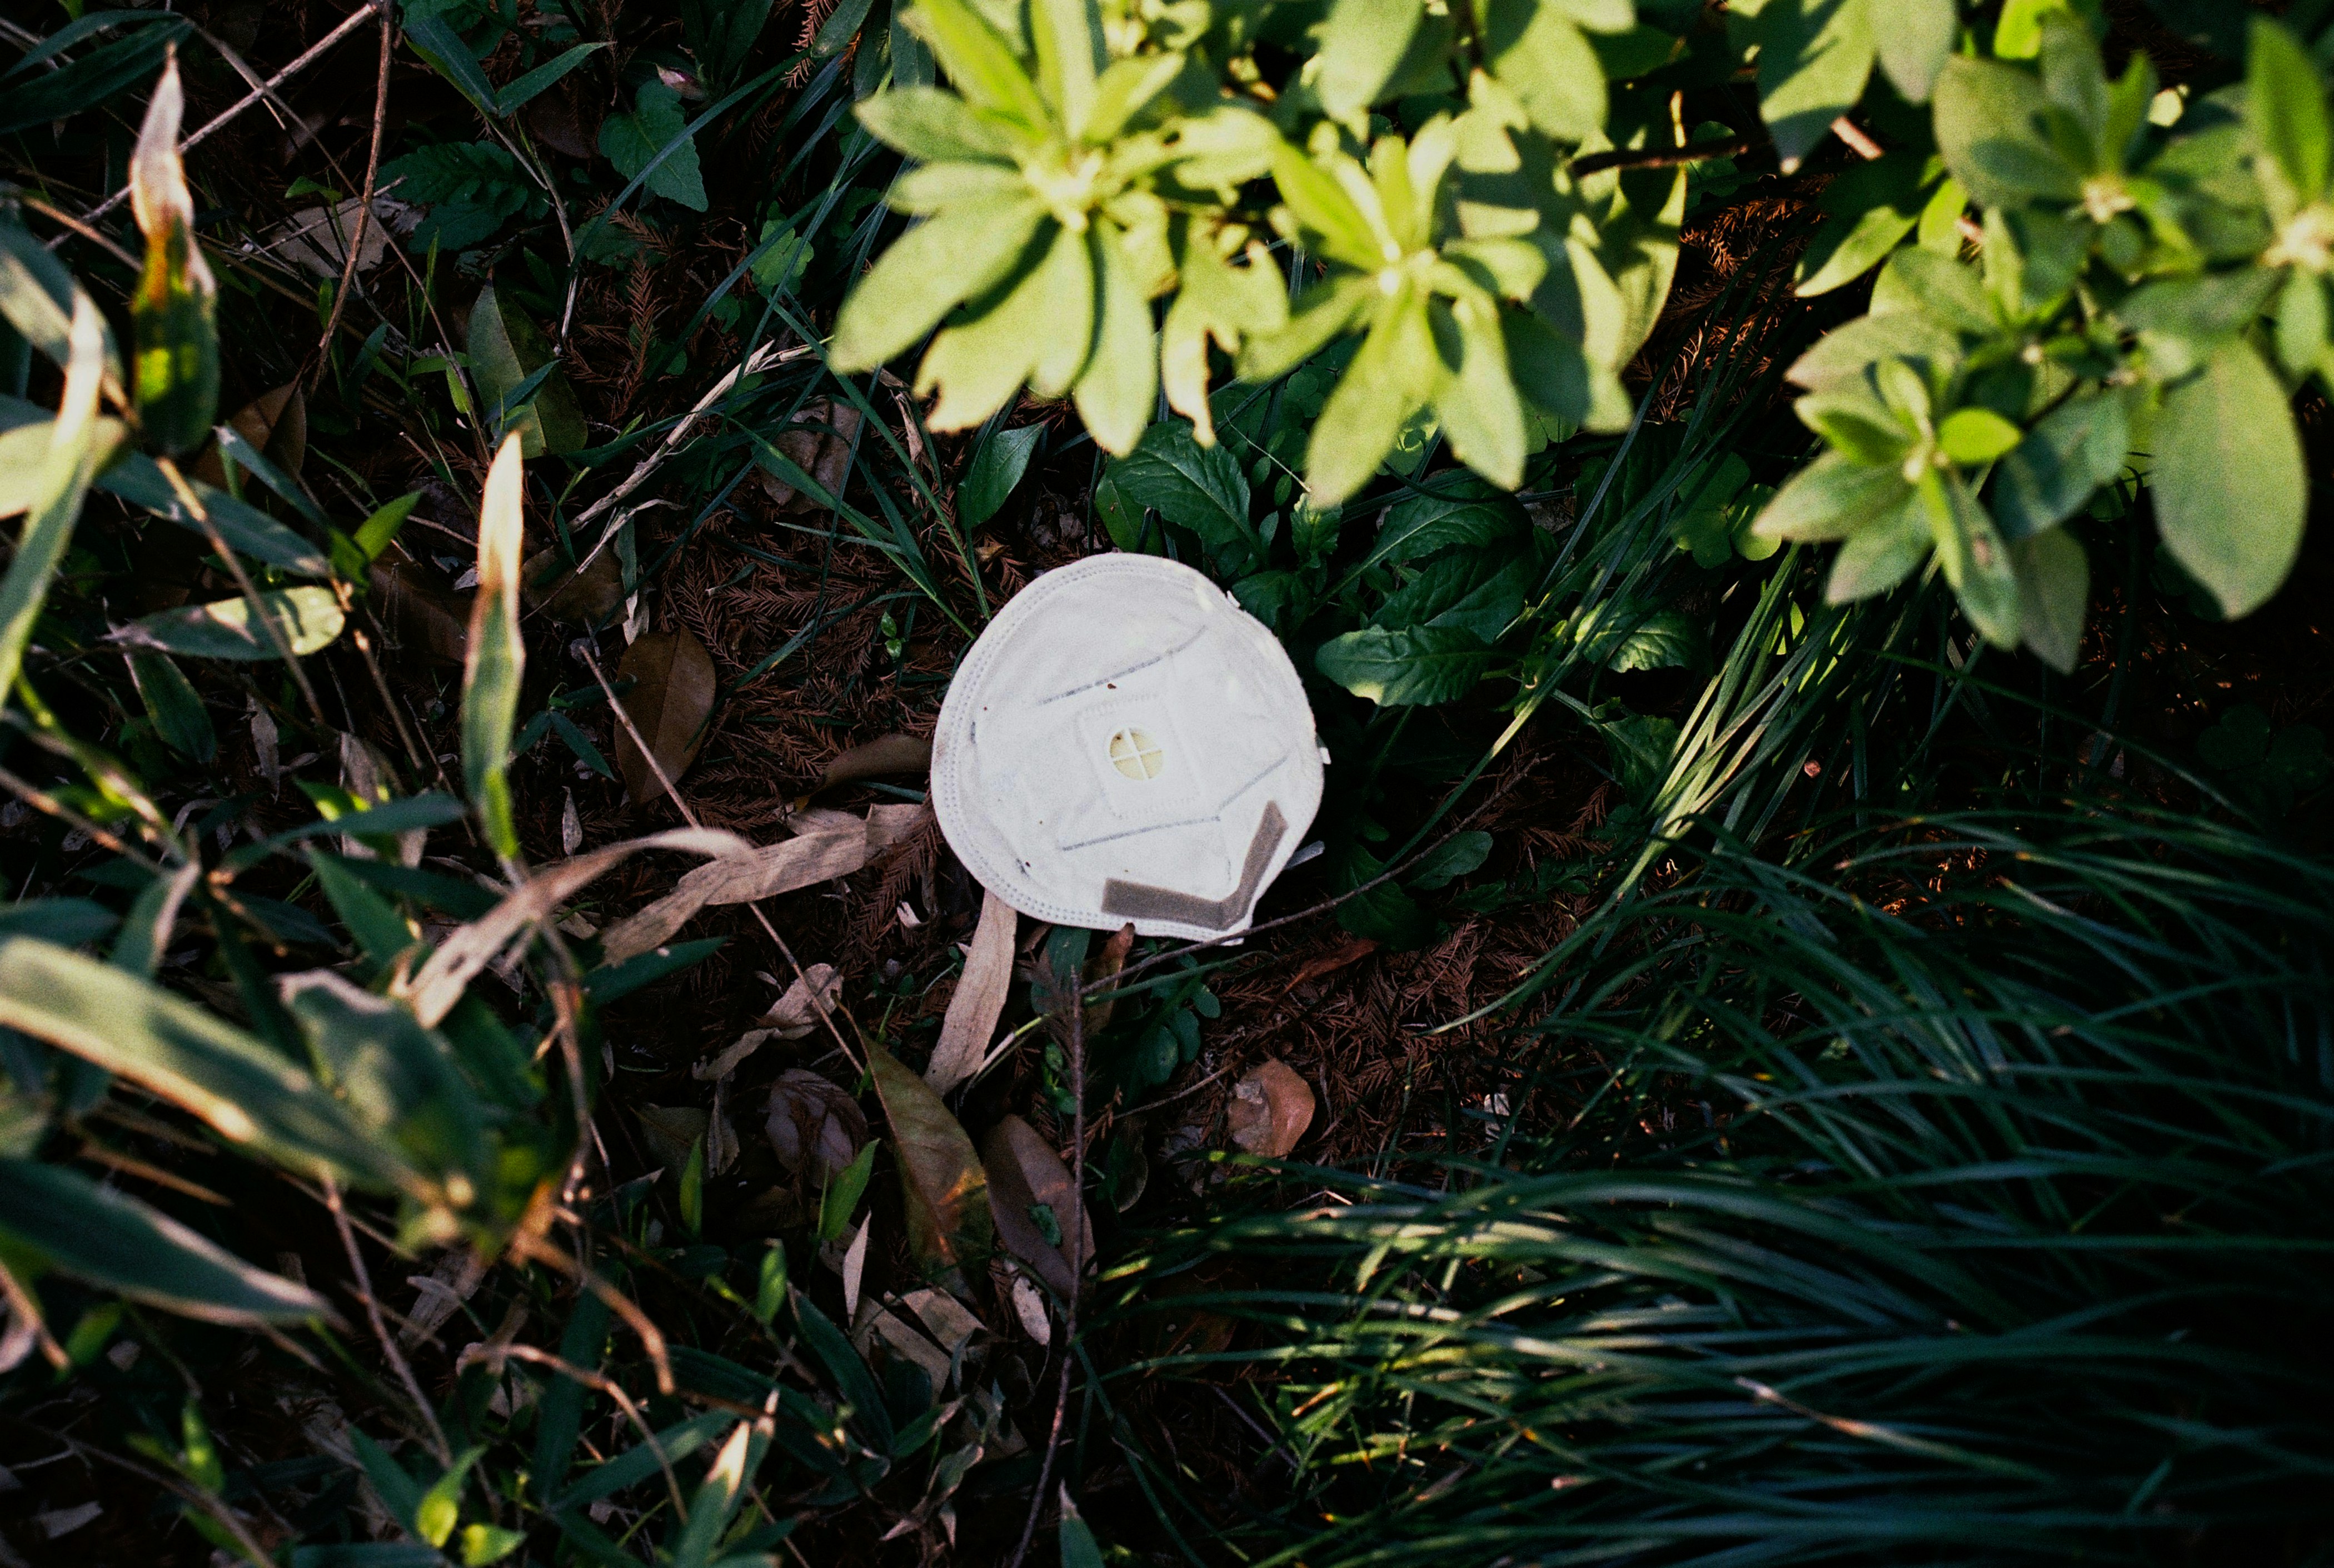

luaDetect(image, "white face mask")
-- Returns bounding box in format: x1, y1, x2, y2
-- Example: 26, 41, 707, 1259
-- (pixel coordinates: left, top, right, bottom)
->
933, 555, 1325, 941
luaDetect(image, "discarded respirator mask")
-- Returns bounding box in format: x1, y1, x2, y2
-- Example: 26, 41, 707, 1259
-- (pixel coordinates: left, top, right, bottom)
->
932, 555, 1324, 942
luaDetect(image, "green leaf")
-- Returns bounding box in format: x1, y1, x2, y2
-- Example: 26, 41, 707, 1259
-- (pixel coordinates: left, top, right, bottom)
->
1072, 221, 1159, 457
1429, 293, 1527, 490
1367, 472, 1523, 571
904, 0, 1053, 127
1872, 0, 1952, 101
792, 1290, 894, 1449
464, 437, 526, 859
0, 16, 189, 136
1106, 420, 1255, 568
1029, 0, 1104, 137
1924, 470, 2020, 647
92, 446, 333, 577
1754, 451, 1913, 543
0, 304, 113, 703
1574, 603, 1705, 671
1823, 487, 1929, 602
917, 221, 1076, 431
1309, 288, 1441, 506
127, 651, 215, 761
1330, 841, 1434, 948
1990, 390, 2129, 541
1482, 0, 1603, 142
0, 938, 411, 1189
1600, 711, 1678, 802
831, 197, 1048, 371
2015, 526, 2088, 673
461, 1524, 528, 1567
959, 423, 1043, 530
1316, 624, 1494, 706
1937, 406, 2023, 466
1238, 275, 1373, 383
1316, 0, 1425, 121
857, 87, 1028, 161
533, 1289, 617, 1496
818, 1138, 879, 1244
0, 1158, 326, 1323
1059, 1493, 1107, 1568
128, 59, 219, 458
466, 286, 585, 457
1933, 56, 2082, 208
416, 1448, 485, 1548
1747, 0, 1875, 170
116, 586, 346, 661
2247, 18, 2328, 204
355, 491, 422, 561
1265, 142, 1385, 273
1376, 535, 1544, 639
2152, 341, 2305, 619
599, 81, 708, 211
669, 1422, 764, 1568
405, 14, 501, 113
277, 970, 488, 1202
1793, 151, 1929, 297
0, 218, 123, 391
1407, 830, 1492, 890
493, 41, 609, 115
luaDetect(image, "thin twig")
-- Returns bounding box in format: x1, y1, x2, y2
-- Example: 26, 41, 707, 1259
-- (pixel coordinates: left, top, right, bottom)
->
576, 640, 864, 1072
13, 194, 139, 268
1569, 136, 1756, 177
1006, 964, 1086, 1568
312, 2, 396, 374
322, 1173, 454, 1467
78, 0, 385, 226
0, 760, 162, 870
510, 1230, 677, 1396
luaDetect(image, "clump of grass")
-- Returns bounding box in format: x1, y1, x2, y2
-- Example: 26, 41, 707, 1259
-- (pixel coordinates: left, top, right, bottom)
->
1109, 801, 2334, 1564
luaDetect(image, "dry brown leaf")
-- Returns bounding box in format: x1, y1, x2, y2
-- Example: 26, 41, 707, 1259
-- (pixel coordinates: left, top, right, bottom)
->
755, 397, 862, 513
762, 1068, 866, 1181
706, 1076, 739, 1174
869, 1043, 991, 1284
1228, 1058, 1315, 1158
981, 1114, 1089, 1299
396, 827, 747, 1026
865, 801, 931, 850
861, 1303, 951, 1389
368, 560, 470, 666
695, 1028, 775, 1082
1007, 1269, 1050, 1346
194, 382, 306, 488
265, 196, 410, 278
766, 963, 842, 1036
841, 1215, 871, 1321
523, 546, 624, 625
925, 890, 1015, 1097
597, 824, 873, 963
614, 627, 717, 806
820, 733, 931, 791
1282, 935, 1378, 993
901, 1287, 984, 1368
1084, 921, 1135, 1035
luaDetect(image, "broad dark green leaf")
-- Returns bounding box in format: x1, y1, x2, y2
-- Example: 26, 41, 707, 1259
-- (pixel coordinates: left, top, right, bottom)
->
2247, 18, 2329, 204
1407, 830, 1492, 890
599, 81, 708, 211
1872, 0, 1951, 101
277, 971, 488, 1204
1794, 151, 1928, 297
1316, 0, 1425, 120
1316, 624, 1494, 706
127, 650, 216, 761
467, 286, 585, 457
1600, 711, 1678, 801
959, 423, 1043, 530
0, 16, 188, 135
1753, 452, 1912, 545
0, 1158, 327, 1323
93, 446, 333, 577
867, 1041, 991, 1281
1574, 603, 1705, 671
2015, 526, 2088, 673
0, 898, 118, 946
1107, 420, 1255, 567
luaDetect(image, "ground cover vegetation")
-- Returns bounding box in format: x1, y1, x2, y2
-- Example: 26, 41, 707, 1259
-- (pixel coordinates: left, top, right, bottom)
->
0, 0, 2327, 1562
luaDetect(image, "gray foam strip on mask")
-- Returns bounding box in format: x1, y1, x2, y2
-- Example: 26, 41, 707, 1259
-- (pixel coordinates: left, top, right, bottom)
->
1099, 801, 1288, 931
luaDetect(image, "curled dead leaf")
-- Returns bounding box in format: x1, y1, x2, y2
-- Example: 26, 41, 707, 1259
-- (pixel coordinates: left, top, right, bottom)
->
766, 963, 842, 1037
868, 1043, 991, 1284
755, 397, 862, 513
925, 890, 1014, 1097
1083, 922, 1134, 1035
764, 1069, 866, 1181
614, 627, 717, 806
368, 560, 470, 666
820, 732, 931, 791
263, 196, 412, 278
981, 1115, 1089, 1300
1228, 1058, 1315, 1158
598, 822, 875, 964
